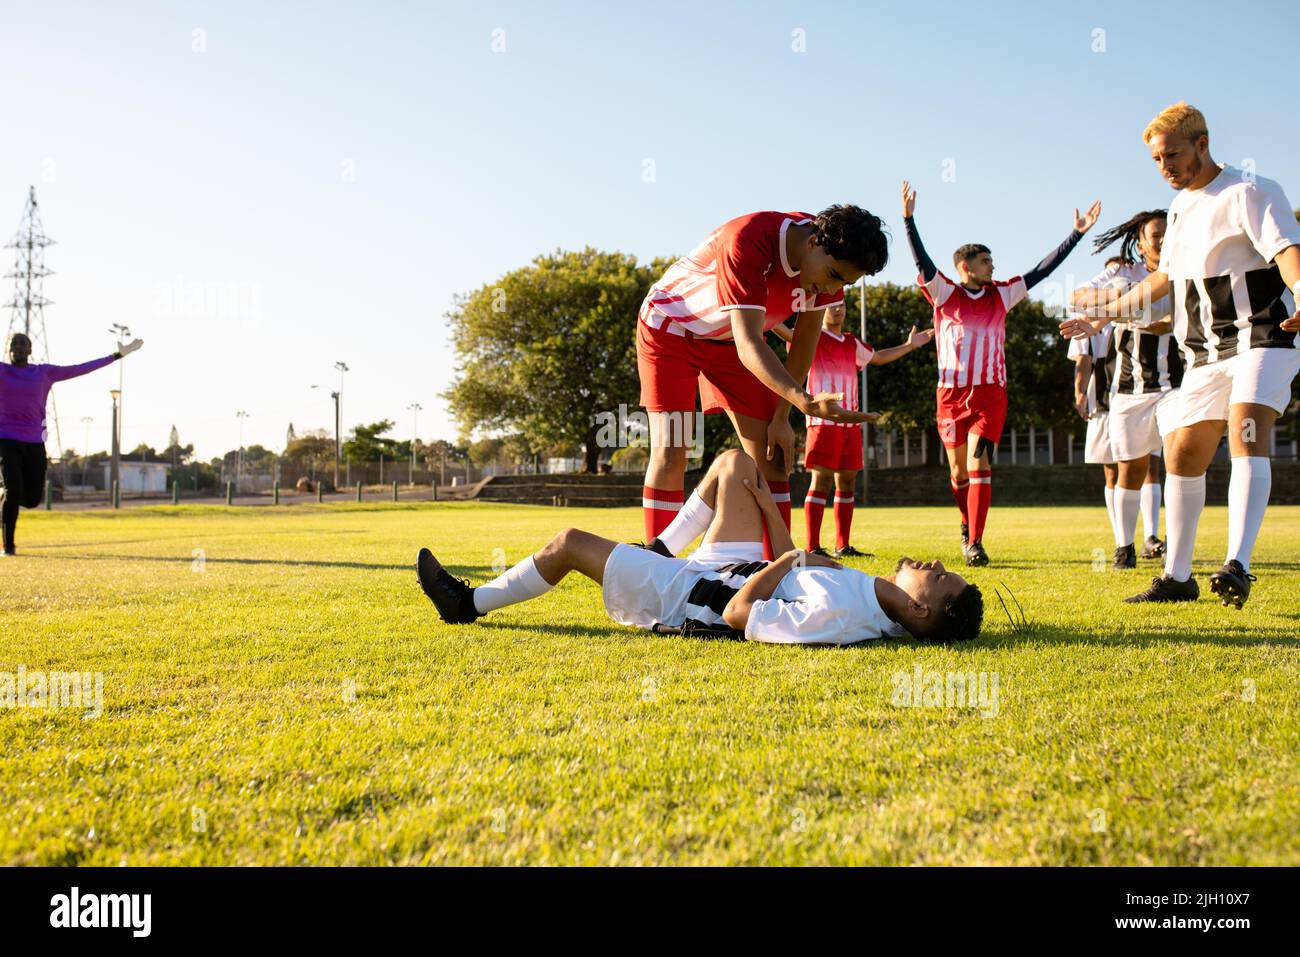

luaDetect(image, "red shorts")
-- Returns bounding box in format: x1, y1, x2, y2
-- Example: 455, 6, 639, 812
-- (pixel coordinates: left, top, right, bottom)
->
804, 424, 863, 471
636, 320, 778, 420
936, 385, 1008, 449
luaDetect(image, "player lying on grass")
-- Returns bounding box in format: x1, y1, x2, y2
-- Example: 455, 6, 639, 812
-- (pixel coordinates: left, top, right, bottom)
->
417, 449, 984, 645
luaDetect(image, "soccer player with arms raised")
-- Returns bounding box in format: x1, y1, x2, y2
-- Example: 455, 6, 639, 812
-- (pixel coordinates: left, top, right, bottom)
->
903, 180, 1100, 565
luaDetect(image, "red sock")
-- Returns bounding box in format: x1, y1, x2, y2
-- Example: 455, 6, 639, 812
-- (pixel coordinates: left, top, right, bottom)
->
968, 470, 991, 543
642, 486, 683, 542
833, 493, 855, 551
762, 480, 792, 560
951, 477, 970, 526
804, 490, 827, 551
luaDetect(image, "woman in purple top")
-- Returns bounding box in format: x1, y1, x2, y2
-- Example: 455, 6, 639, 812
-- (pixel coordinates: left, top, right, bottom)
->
0, 332, 143, 555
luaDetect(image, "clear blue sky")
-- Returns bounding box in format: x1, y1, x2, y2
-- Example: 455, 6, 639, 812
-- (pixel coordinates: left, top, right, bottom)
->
2, 0, 1296, 459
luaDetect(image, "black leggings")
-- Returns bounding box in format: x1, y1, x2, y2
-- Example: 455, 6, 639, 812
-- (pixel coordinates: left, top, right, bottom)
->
0, 439, 47, 549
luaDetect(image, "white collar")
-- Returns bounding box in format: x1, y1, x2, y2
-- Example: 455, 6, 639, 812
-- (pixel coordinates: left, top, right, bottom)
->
779, 217, 813, 278
822, 328, 846, 341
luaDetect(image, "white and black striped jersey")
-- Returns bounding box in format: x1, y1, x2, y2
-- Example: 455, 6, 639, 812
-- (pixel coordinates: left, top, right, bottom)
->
1068, 323, 1114, 413
1159, 165, 1300, 369
664, 559, 906, 645
1090, 262, 1182, 395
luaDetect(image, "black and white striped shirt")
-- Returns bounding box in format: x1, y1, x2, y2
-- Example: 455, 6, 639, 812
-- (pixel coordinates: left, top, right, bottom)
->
1093, 263, 1182, 396
1159, 165, 1300, 369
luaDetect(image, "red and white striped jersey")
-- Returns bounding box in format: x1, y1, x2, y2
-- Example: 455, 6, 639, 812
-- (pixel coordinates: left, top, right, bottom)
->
639, 211, 844, 340
919, 271, 1027, 389
806, 329, 874, 427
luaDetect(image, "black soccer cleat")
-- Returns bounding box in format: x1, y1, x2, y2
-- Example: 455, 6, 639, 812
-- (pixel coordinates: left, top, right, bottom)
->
963, 540, 989, 566
1209, 560, 1256, 610
1124, 574, 1199, 604
632, 538, 674, 557
832, 544, 873, 559
1140, 536, 1166, 559
416, 547, 481, 624
1113, 543, 1137, 570
807, 547, 831, 557
960, 522, 970, 547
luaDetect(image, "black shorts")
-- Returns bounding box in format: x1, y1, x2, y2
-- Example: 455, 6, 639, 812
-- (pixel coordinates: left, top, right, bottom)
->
0, 438, 48, 509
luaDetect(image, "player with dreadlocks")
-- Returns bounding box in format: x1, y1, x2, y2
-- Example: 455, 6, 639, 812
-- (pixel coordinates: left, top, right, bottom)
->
1069, 210, 1181, 568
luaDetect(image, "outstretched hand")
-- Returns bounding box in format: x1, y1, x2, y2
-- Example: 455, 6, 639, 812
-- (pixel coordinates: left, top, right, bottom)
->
1074, 200, 1102, 233
907, 325, 935, 349
1281, 313, 1300, 333
901, 180, 917, 218
119, 338, 144, 356
1059, 317, 1098, 340
806, 392, 881, 424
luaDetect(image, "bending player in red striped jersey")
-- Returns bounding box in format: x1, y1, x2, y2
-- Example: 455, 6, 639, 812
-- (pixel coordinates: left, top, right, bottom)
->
774, 302, 933, 557
637, 206, 888, 561
902, 180, 1100, 566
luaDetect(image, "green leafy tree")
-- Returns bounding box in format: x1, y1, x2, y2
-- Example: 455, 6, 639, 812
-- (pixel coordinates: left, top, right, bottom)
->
445, 248, 673, 473
342, 420, 400, 462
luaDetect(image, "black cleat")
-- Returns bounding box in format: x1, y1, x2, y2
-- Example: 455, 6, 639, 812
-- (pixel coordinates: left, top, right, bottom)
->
832, 544, 873, 558
807, 547, 831, 557
1124, 574, 1199, 604
1113, 543, 1137, 570
960, 522, 970, 547
1209, 560, 1256, 609
633, 538, 673, 557
1140, 536, 1166, 559
963, 540, 989, 566
416, 547, 481, 624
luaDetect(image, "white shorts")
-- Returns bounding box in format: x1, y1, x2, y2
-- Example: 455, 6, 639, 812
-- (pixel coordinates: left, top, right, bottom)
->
1084, 413, 1114, 464
1107, 389, 1179, 461
1170, 348, 1300, 430
601, 541, 763, 630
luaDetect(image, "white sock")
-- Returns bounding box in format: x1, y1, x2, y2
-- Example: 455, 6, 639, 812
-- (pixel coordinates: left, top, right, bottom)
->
472, 555, 554, 614
1163, 473, 1205, 582
1114, 487, 1142, 549
1104, 485, 1120, 545
1226, 456, 1270, 572
657, 489, 714, 555
1141, 481, 1161, 540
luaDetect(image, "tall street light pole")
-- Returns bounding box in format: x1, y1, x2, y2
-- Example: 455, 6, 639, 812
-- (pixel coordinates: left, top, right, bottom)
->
108, 323, 131, 453
333, 361, 349, 489
109, 391, 121, 495
236, 410, 249, 491
407, 402, 422, 485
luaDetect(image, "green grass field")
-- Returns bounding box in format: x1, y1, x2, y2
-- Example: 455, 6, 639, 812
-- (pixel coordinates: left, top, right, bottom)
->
2, 501, 1297, 865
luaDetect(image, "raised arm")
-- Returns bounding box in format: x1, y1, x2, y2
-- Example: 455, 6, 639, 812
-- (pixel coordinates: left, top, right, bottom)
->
869, 325, 934, 366
901, 181, 937, 282
1023, 202, 1099, 290
46, 354, 117, 383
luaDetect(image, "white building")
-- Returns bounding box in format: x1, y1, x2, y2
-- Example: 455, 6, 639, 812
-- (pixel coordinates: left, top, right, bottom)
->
102, 462, 168, 493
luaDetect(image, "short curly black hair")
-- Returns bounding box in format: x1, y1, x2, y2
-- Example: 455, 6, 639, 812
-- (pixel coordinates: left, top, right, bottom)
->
953, 243, 990, 269
812, 204, 890, 276
925, 583, 984, 644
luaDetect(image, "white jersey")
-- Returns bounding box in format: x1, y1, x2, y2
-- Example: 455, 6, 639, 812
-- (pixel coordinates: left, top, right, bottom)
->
601, 544, 905, 645
1085, 261, 1181, 396
1159, 164, 1300, 368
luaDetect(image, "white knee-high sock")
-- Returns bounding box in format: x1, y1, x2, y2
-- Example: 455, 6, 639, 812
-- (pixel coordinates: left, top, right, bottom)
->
1226, 456, 1271, 572
1114, 487, 1142, 549
1141, 481, 1161, 539
1104, 485, 1120, 545
657, 489, 714, 555
472, 555, 554, 614
1163, 473, 1206, 582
